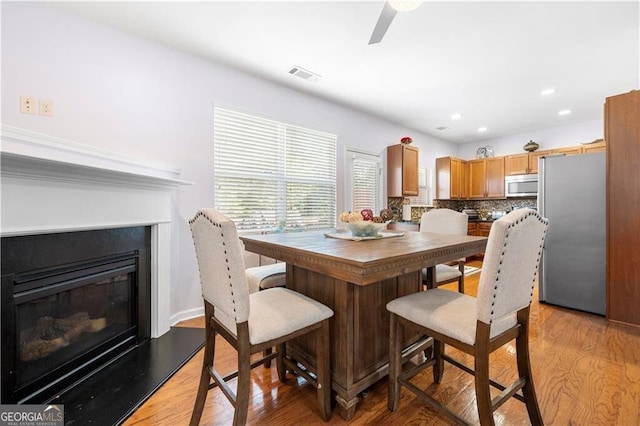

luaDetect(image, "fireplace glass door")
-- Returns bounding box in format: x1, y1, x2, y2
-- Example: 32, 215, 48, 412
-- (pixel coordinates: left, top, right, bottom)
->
14, 256, 137, 394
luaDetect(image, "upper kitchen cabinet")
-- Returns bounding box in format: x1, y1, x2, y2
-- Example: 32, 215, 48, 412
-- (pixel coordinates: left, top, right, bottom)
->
469, 157, 505, 198
528, 150, 553, 174
582, 139, 606, 154
504, 153, 530, 175
507, 144, 602, 175
605, 90, 640, 327
435, 156, 468, 199
554, 146, 582, 156
387, 144, 419, 197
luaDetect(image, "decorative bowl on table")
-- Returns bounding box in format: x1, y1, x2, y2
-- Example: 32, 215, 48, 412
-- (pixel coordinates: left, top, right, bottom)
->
344, 221, 388, 238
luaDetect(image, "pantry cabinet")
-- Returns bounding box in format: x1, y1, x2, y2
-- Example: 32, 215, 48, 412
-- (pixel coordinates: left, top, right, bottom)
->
469, 157, 505, 198
606, 90, 640, 327
387, 144, 419, 197
435, 156, 468, 199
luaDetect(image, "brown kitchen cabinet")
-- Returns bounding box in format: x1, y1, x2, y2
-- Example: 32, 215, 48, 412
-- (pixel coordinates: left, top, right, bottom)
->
582, 139, 606, 154
477, 222, 493, 237
435, 156, 468, 199
554, 146, 582, 156
387, 144, 419, 197
388, 221, 419, 232
504, 153, 530, 175
527, 150, 553, 174
605, 90, 640, 327
469, 157, 505, 198
467, 222, 478, 236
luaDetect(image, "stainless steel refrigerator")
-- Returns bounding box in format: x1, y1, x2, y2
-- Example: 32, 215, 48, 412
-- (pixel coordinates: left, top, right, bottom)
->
538, 152, 606, 315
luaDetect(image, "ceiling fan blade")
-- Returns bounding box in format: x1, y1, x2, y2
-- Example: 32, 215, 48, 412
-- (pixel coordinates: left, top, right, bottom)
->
368, 2, 398, 45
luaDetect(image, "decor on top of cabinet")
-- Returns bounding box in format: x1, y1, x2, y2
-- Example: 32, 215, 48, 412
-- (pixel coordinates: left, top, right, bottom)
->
476, 145, 495, 158
400, 136, 413, 144
523, 140, 540, 152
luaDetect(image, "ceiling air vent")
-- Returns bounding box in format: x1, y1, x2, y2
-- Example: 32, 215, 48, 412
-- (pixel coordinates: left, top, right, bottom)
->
288, 65, 320, 82
436, 126, 450, 131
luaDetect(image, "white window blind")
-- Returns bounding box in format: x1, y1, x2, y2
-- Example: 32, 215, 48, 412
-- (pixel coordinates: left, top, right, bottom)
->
345, 150, 382, 213
214, 107, 337, 232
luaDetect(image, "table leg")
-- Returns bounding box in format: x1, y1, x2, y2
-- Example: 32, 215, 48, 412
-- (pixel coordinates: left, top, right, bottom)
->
335, 394, 359, 421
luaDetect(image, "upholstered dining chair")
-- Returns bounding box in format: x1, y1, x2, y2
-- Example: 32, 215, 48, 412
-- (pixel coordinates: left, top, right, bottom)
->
189, 209, 333, 425
420, 208, 469, 293
387, 208, 548, 425
245, 261, 287, 367
245, 262, 286, 294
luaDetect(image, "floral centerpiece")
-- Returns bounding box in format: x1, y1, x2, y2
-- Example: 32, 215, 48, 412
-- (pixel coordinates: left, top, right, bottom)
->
339, 209, 388, 237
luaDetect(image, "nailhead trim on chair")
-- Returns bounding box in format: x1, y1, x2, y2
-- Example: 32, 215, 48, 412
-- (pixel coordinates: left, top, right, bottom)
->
487, 210, 549, 325
190, 211, 242, 321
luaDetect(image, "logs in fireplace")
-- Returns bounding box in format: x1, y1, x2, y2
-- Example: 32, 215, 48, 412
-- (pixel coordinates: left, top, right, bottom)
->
1, 227, 151, 404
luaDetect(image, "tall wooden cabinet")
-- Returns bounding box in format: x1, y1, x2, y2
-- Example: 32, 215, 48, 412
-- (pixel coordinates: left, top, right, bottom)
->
387, 144, 419, 197
606, 90, 640, 327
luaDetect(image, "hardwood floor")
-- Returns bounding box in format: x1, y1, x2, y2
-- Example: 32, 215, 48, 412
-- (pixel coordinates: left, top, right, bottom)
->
124, 260, 640, 425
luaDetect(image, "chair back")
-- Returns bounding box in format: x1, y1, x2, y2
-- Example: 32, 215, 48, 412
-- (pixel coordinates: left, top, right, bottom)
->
420, 208, 468, 235
189, 209, 250, 333
476, 208, 548, 324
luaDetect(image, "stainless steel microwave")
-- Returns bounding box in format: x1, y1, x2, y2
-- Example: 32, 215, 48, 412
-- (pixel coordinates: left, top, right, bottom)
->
505, 174, 538, 197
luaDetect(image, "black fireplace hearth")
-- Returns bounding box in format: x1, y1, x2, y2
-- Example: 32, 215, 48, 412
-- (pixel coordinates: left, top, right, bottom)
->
1, 227, 151, 404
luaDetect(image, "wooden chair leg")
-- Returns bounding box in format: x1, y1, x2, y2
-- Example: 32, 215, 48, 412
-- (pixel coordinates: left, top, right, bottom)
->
433, 339, 444, 383
458, 261, 465, 294
263, 347, 272, 368
475, 323, 495, 426
316, 319, 332, 421
234, 328, 252, 426
388, 313, 402, 411
276, 342, 287, 383
516, 309, 544, 425
190, 306, 215, 426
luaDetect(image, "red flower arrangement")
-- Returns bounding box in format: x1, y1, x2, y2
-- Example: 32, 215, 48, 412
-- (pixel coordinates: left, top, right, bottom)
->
400, 136, 413, 144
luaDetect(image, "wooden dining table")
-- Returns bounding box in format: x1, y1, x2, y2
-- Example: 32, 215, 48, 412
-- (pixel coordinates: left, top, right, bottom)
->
240, 228, 487, 420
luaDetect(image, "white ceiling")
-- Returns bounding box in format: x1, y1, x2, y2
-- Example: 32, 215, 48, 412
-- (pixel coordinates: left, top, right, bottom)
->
53, 1, 639, 144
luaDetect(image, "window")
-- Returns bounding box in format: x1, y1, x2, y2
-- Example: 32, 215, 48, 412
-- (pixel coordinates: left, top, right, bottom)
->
213, 107, 337, 232
409, 168, 433, 206
346, 150, 382, 212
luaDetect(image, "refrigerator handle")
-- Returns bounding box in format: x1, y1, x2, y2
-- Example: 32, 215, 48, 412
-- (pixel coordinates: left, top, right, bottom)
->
538, 155, 547, 301
538, 157, 545, 217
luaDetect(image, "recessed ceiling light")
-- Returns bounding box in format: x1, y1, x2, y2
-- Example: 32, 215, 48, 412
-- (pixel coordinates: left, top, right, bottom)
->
541, 88, 556, 96
451, 113, 462, 120
478, 127, 488, 132
389, 0, 422, 12
558, 109, 571, 116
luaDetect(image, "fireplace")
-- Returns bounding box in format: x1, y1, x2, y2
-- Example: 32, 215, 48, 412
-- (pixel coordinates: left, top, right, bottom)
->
1, 227, 151, 403
1, 126, 192, 417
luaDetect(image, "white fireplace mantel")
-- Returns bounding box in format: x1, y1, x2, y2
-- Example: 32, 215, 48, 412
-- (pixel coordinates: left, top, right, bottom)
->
1, 125, 192, 337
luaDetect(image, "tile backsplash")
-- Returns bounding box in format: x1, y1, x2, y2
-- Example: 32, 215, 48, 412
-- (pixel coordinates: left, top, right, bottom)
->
435, 198, 537, 220
387, 197, 536, 222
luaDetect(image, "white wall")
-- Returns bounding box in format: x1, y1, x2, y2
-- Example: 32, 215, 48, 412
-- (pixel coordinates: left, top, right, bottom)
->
457, 119, 603, 160
1, 2, 456, 322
